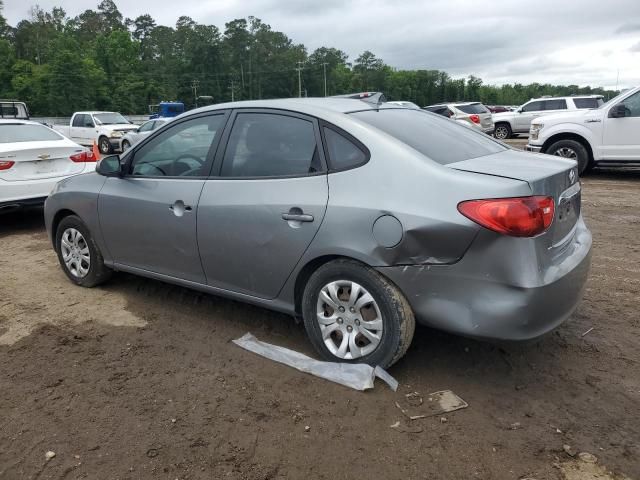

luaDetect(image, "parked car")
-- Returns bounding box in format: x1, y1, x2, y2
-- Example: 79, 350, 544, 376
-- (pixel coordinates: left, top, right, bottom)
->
0, 120, 96, 212
53, 111, 138, 155
424, 102, 494, 134
149, 101, 185, 119
120, 118, 171, 151
332, 92, 387, 103
0, 99, 30, 120
527, 86, 640, 174
486, 105, 511, 114
386, 101, 421, 109
492, 95, 605, 140
44, 99, 591, 368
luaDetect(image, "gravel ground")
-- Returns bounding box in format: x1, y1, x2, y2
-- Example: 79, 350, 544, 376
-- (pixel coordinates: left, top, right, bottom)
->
0, 166, 638, 480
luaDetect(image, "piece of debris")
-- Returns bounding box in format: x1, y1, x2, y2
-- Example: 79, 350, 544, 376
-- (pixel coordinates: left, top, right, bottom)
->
304, 425, 310, 432
233, 333, 398, 391
563, 445, 576, 457
146, 448, 159, 458
578, 452, 597, 464
581, 327, 594, 337
510, 422, 521, 430
390, 420, 423, 433
45, 451, 56, 461
395, 390, 468, 420
171, 418, 176, 423
405, 392, 423, 407
440, 416, 448, 423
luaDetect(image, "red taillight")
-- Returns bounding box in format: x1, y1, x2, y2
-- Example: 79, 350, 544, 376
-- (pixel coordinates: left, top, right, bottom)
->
0, 160, 15, 170
458, 196, 555, 237
469, 114, 481, 124
70, 151, 97, 163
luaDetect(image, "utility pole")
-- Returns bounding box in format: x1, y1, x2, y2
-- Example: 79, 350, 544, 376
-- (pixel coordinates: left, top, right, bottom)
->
191, 79, 200, 108
322, 62, 329, 97
296, 61, 304, 98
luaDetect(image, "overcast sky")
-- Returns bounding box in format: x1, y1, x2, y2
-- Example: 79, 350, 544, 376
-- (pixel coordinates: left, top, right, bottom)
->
5, 0, 640, 89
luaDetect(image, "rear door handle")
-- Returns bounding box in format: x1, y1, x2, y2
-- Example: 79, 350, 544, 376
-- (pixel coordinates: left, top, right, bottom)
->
281, 213, 314, 222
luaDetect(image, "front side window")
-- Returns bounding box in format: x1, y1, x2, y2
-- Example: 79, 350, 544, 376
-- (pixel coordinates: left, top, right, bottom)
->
521, 101, 544, 113
543, 99, 567, 110
619, 91, 640, 117
72, 114, 87, 127
221, 113, 321, 177
323, 127, 367, 170
130, 115, 224, 177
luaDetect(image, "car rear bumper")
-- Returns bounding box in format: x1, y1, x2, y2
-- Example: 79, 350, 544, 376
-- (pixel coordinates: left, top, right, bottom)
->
378, 217, 592, 341
0, 166, 94, 206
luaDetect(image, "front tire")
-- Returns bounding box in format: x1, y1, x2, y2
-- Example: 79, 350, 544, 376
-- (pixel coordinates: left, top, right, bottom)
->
56, 215, 112, 287
302, 259, 415, 368
98, 136, 112, 155
121, 139, 131, 151
494, 123, 512, 140
546, 139, 590, 175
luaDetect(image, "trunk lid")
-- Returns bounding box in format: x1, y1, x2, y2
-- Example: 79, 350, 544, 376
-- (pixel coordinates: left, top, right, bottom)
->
0, 141, 87, 181
449, 149, 581, 246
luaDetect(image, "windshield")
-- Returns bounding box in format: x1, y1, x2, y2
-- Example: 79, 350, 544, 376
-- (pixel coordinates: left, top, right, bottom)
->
0, 123, 63, 143
599, 88, 638, 110
94, 113, 130, 125
351, 108, 506, 165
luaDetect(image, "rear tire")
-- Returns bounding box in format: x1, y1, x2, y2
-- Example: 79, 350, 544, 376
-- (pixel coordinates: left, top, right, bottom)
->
494, 123, 512, 140
301, 259, 415, 368
546, 139, 590, 175
56, 215, 112, 287
98, 136, 112, 155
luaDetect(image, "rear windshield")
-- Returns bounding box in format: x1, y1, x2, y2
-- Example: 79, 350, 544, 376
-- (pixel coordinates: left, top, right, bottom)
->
351, 109, 506, 165
0, 124, 63, 143
573, 97, 604, 109
455, 103, 489, 114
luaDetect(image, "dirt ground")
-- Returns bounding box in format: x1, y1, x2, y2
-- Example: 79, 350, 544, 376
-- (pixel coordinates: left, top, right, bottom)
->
1, 166, 639, 480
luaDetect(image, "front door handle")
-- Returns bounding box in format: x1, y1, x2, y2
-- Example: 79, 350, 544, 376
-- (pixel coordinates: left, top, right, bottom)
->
169, 200, 192, 217
282, 212, 314, 223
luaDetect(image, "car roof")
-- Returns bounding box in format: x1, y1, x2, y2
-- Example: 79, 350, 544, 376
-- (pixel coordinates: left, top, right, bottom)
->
0, 119, 38, 125
74, 111, 119, 115
184, 97, 402, 117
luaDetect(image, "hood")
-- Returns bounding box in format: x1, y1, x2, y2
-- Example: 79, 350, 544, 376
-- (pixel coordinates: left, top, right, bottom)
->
491, 111, 515, 119
102, 124, 138, 131
530, 109, 601, 125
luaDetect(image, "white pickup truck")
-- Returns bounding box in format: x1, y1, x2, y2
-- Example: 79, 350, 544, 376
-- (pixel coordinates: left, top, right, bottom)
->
526, 86, 640, 174
53, 111, 138, 154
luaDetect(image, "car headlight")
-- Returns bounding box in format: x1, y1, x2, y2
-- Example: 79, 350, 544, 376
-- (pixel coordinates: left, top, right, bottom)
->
110, 131, 124, 138
529, 123, 544, 140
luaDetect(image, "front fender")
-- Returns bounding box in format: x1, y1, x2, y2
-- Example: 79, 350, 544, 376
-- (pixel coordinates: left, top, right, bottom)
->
539, 123, 598, 157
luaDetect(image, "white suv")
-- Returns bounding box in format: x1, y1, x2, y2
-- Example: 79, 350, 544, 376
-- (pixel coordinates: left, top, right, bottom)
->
526, 86, 640, 175
492, 95, 604, 139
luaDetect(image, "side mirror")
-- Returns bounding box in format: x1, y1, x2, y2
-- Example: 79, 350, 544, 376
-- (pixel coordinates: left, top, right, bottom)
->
96, 154, 124, 177
609, 103, 626, 118
517, 108, 523, 113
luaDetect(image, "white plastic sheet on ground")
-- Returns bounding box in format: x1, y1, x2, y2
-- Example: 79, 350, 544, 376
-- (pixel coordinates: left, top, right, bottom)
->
233, 333, 398, 391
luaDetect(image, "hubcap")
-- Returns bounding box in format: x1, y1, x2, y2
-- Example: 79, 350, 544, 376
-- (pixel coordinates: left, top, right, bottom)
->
316, 280, 383, 360
553, 147, 577, 159
60, 228, 91, 278
495, 126, 508, 139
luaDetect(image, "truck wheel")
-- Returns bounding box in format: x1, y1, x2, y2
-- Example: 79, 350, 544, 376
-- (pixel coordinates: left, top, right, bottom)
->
301, 259, 415, 368
546, 139, 590, 175
98, 136, 112, 155
494, 123, 512, 140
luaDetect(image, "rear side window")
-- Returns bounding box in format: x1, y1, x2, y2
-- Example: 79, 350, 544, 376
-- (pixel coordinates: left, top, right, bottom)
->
455, 103, 489, 114
0, 124, 63, 143
323, 127, 367, 170
543, 99, 567, 110
221, 113, 322, 177
573, 97, 604, 109
351, 109, 506, 165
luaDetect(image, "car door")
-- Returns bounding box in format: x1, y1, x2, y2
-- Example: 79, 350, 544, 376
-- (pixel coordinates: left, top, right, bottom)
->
197, 109, 329, 299
515, 100, 545, 132
602, 90, 640, 161
98, 111, 229, 283
70, 114, 93, 145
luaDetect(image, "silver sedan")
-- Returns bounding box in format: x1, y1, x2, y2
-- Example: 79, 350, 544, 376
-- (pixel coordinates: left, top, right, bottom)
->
119, 118, 171, 151
44, 98, 591, 367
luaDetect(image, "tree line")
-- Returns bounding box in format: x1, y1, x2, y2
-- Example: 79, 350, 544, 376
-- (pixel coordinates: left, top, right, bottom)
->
0, 0, 619, 116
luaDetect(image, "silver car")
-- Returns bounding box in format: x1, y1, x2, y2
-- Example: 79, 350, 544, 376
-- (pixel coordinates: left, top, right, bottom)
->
424, 102, 495, 134
119, 118, 171, 151
44, 99, 592, 367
